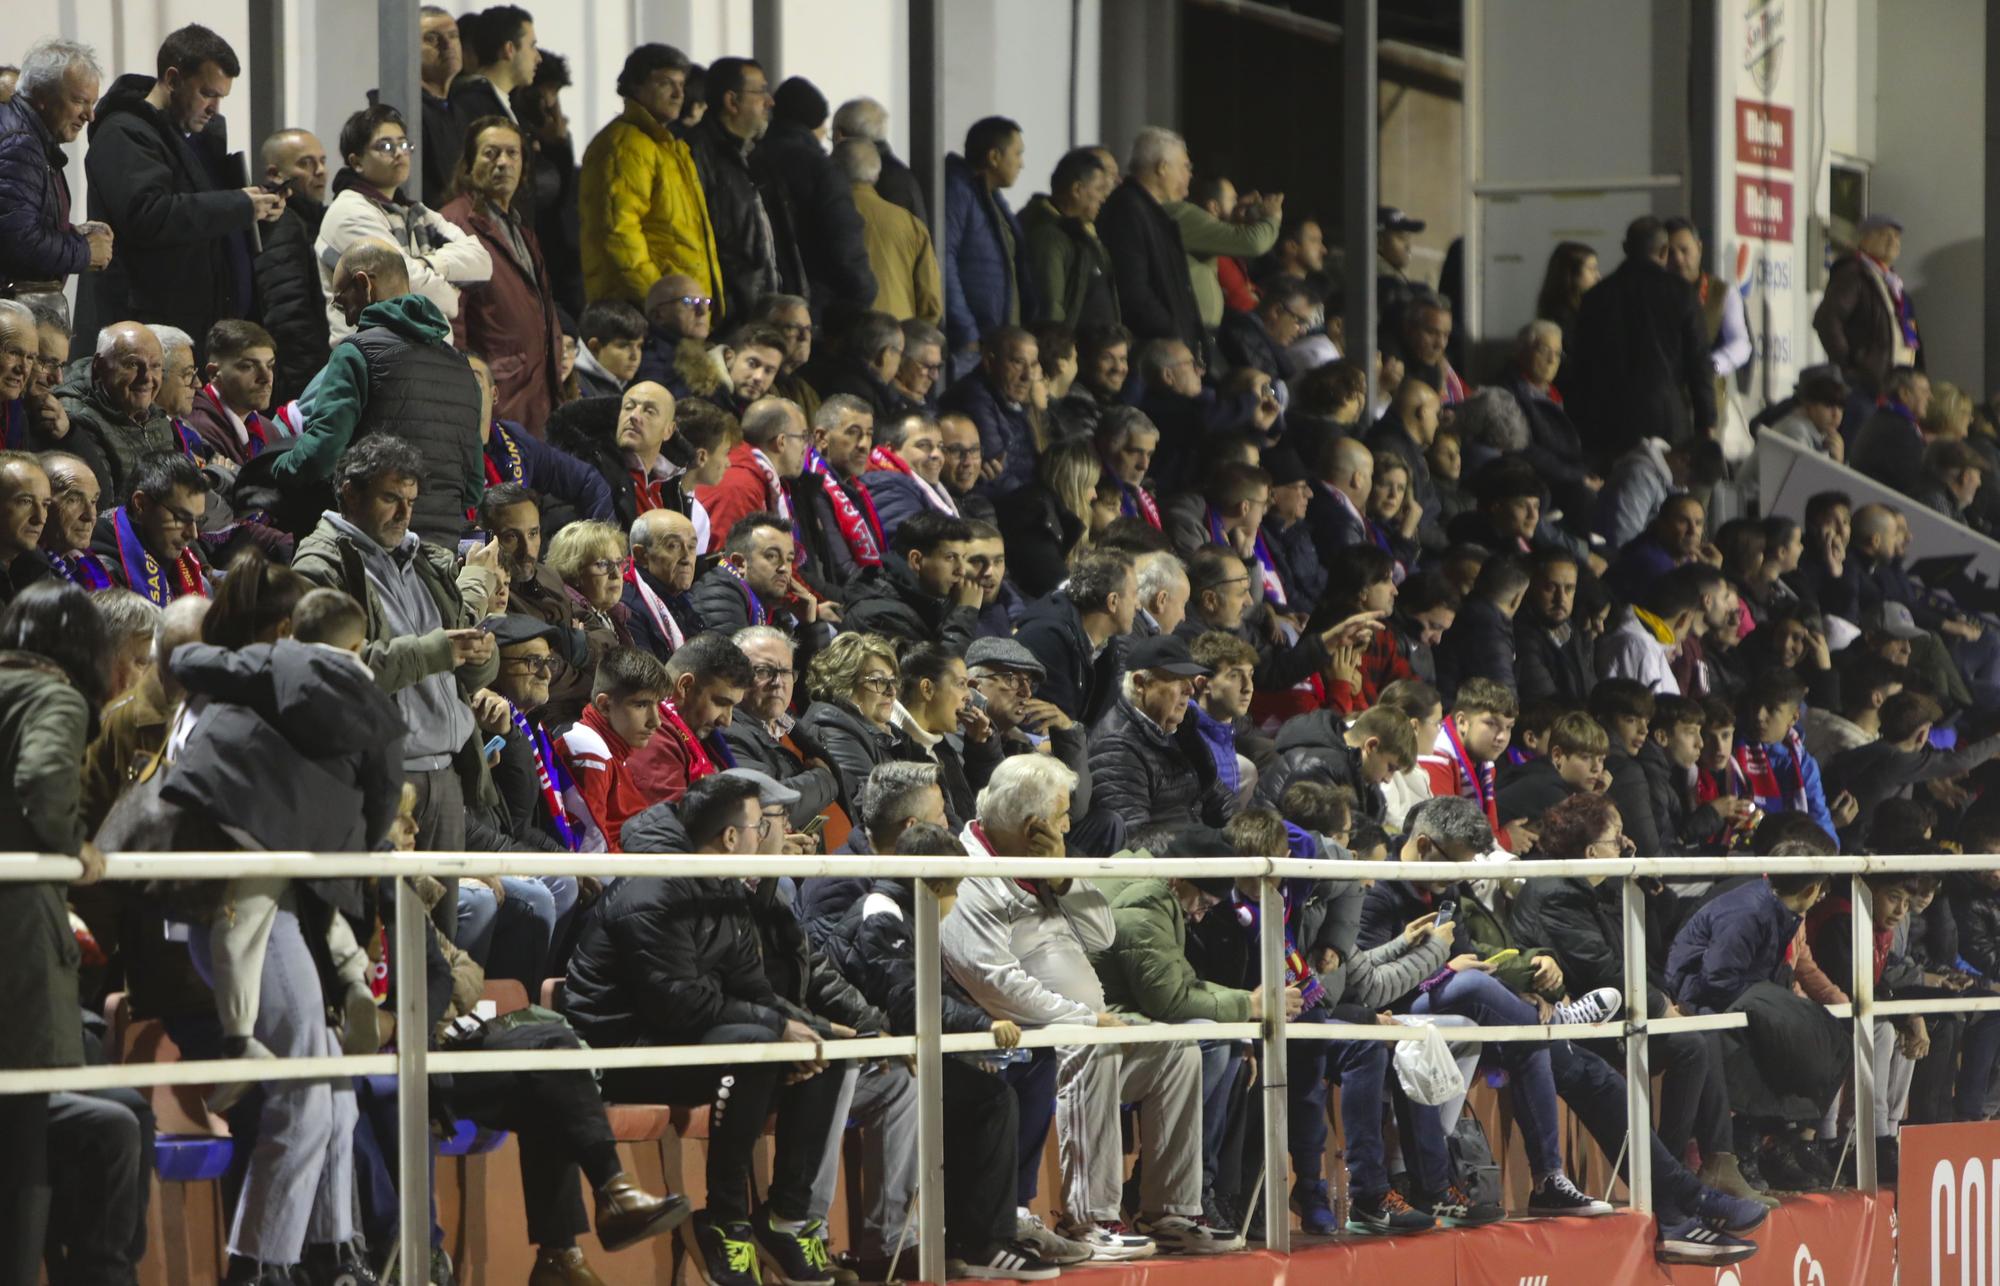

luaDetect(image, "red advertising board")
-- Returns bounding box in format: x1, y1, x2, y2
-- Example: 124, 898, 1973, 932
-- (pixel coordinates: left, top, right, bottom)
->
1902, 1120, 2000, 1285
1735, 175, 1794, 242
1736, 99, 1795, 170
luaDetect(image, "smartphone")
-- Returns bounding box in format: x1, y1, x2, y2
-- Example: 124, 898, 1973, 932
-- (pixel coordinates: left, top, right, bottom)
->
1434, 900, 1456, 927
482, 734, 507, 758
800, 814, 828, 840
1484, 948, 1520, 966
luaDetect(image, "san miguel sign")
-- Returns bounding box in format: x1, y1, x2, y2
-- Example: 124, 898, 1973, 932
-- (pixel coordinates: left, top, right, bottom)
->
1903, 1121, 2000, 1283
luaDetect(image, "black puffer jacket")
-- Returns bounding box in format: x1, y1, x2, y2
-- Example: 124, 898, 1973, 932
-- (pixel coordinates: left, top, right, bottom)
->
1086, 695, 1232, 833
1513, 608, 1593, 704
255, 194, 330, 405
547, 396, 694, 532
748, 877, 887, 1036
840, 557, 980, 651
794, 699, 919, 819
1257, 716, 1382, 822
686, 115, 789, 325
1947, 875, 2000, 979
815, 881, 993, 1035
690, 563, 801, 637
752, 119, 876, 314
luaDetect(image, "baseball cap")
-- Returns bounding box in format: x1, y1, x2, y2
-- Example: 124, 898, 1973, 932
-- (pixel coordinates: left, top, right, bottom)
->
1862, 601, 1925, 641
719, 768, 802, 809
965, 637, 1048, 680
1859, 212, 1904, 234
1378, 205, 1426, 234
1125, 633, 1212, 677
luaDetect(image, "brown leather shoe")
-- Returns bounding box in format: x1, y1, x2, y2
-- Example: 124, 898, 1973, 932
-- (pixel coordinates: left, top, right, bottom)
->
528, 1247, 607, 1286
595, 1173, 693, 1252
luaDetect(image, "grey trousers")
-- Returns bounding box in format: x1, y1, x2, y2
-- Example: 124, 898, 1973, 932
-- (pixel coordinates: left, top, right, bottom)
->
194, 908, 358, 1264
408, 766, 466, 938
809, 1063, 918, 1256
1056, 1040, 1203, 1225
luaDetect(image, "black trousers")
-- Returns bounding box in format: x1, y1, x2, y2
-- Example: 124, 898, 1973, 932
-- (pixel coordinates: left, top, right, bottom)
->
1723, 981, 1851, 1125
448, 1020, 624, 1249
0, 1092, 50, 1286
941, 1059, 1020, 1253
1654, 1030, 1734, 1159
45, 1088, 154, 1285
600, 1024, 844, 1225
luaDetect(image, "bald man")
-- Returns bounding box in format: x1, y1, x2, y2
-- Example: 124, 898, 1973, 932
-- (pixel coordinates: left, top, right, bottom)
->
255, 126, 333, 402
1365, 378, 1443, 545
546, 378, 696, 536
623, 507, 703, 659
0, 451, 52, 608
272, 238, 484, 544
633, 272, 717, 397
54, 321, 176, 502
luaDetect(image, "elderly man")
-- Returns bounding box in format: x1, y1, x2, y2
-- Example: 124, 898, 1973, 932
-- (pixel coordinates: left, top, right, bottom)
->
837, 139, 941, 325
73, 24, 284, 350
791, 393, 884, 596
721, 624, 841, 828
292, 435, 502, 902
551, 379, 695, 534
255, 127, 332, 403
943, 755, 1228, 1259
579, 42, 721, 308
1088, 633, 1234, 833
1097, 127, 1202, 353
87, 451, 209, 604
940, 327, 1038, 499
632, 273, 716, 398
0, 38, 112, 294
1095, 406, 1161, 530
893, 318, 947, 413
622, 507, 702, 659
1814, 213, 1919, 401
272, 240, 484, 545
0, 301, 37, 445
0, 451, 53, 607
37, 451, 111, 588
54, 322, 175, 502
938, 412, 990, 519
863, 414, 958, 542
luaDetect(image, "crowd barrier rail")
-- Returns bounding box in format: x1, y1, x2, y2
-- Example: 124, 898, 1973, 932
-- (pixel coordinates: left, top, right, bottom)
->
3, 848, 1995, 1284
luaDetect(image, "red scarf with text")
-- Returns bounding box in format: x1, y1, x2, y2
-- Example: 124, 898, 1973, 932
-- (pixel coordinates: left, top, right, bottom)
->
804, 446, 885, 566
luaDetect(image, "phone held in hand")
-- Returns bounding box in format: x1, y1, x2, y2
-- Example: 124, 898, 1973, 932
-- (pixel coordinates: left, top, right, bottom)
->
1434, 900, 1456, 927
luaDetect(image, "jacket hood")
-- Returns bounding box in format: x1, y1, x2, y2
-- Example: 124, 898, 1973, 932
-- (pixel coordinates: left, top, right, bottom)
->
169, 639, 403, 755
88, 74, 163, 139
354, 293, 454, 343
1273, 708, 1344, 754
331, 165, 410, 206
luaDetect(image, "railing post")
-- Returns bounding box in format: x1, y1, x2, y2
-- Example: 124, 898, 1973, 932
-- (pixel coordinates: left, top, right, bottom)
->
1620, 877, 1652, 1213
1850, 872, 1878, 1191
1259, 876, 1291, 1253
394, 877, 432, 1286
913, 879, 947, 1282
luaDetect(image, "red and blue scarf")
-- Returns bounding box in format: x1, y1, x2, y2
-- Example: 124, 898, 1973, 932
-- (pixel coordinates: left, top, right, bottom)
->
1233, 881, 1326, 1010
510, 702, 580, 851
1208, 506, 1286, 606
484, 421, 527, 485
803, 446, 884, 567
197, 382, 270, 457
50, 550, 113, 590
111, 505, 206, 606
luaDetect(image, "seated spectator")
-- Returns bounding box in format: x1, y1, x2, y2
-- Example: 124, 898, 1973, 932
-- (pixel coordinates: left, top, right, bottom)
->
90, 451, 210, 603
749, 295, 821, 420
890, 643, 1002, 827
1259, 447, 1321, 607
1916, 438, 1989, 530
1390, 570, 1460, 688
1734, 668, 1846, 842
1638, 694, 1758, 852
549, 380, 694, 534
863, 413, 959, 542
1433, 556, 1528, 704
938, 411, 990, 518
1364, 379, 1443, 546
271, 240, 485, 546
627, 630, 753, 804
183, 320, 278, 465
814, 312, 909, 430
622, 507, 701, 659
1218, 278, 1314, 394
1598, 563, 1727, 696
1089, 632, 1233, 832
1186, 630, 1259, 802
993, 438, 1108, 599
546, 518, 639, 681
1740, 368, 1846, 499
1306, 436, 1373, 564
942, 756, 1227, 1259
845, 511, 981, 649
966, 634, 1092, 776
1494, 709, 1609, 832
1850, 366, 1931, 496
573, 299, 646, 399
478, 484, 589, 706
0, 451, 52, 608
941, 327, 1039, 498
556, 645, 668, 851
796, 631, 912, 816
1825, 689, 2000, 846
693, 511, 819, 636
698, 396, 807, 548
472, 612, 584, 853
632, 273, 720, 399
51, 321, 174, 502
318, 103, 491, 342
1092, 406, 1161, 531
1514, 549, 1590, 703
837, 139, 942, 324
708, 324, 787, 417
721, 625, 840, 828
1501, 320, 1598, 515
466, 354, 613, 525
1260, 703, 1414, 823
1418, 677, 1525, 850
893, 319, 948, 414
1015, 547, 1134, 726
563, 772, 849, 1286
1607, 493, 1713, 602
792, 393, 885, 595
1128, 546, 1188, 639
1806, 653, 1905, 761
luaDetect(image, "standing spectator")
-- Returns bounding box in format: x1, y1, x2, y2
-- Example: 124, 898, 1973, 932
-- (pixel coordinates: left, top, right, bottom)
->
1167, 176, 1281, 331
1021, 148, 1118, 328
755, 77, 876, 314
1097, 127, 1202, 354
317, 103, 492, 342
1375, 205, 1428, 337
686, 56, 781, 325
1665, 219, 1751, 410
514, 49, 584, 318
1814, 214, 1920, 401
73, 25, 284, 352
417, 5, 467, 209
832, 96, 926, 224
442, 116, 562, 429
182, 319, 277, 465
56, 323, 173, 503
1534, 240, 1600, 341
943, 116, 1034, 378
0, 38, 111, 295
449, 4, 540, 135
272, 241, 485, 546
940, 327, 1040, 499
578, 43, 720, 309
836, 139, 941, 324
252, 128, 332, 405
1568, 216, 1716, 456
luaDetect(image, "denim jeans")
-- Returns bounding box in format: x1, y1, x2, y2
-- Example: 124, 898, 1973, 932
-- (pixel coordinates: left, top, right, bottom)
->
1413, 969, 1563, 1180
1199, 1040, 1244, 1198
1287, 1015, 1406, 1197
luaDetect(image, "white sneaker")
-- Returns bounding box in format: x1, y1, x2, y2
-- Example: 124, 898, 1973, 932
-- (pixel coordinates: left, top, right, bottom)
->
1055, 1221, 1156, 1261
1136, 1213, 1242, 1254
1013, 1214, 1092, 1266
1551, 987, 1623, 1026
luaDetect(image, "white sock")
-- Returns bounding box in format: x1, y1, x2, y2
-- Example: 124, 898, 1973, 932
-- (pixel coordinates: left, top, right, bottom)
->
770, 1215, 807, 1234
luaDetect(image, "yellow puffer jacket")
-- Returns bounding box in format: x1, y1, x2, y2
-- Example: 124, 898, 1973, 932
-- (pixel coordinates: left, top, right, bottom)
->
578, 100, 723, 305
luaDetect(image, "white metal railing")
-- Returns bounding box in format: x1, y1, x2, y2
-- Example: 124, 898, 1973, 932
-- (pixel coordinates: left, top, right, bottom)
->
0, 848, 1989, 1282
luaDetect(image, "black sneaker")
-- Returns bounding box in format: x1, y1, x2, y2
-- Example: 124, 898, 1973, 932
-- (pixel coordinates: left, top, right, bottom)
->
1876, 1136, 1900, 1185
754, 1212, 835, 1285
1756, 1136, 1815, 1191
1656, 1217, 1759, 1266
1424, 1183, 1507, 1227
301, 1241, 379, 1286
1348, 1188, 1436, 1234
1527, 1173, 1615, 1217
693, 1215, 763, 1286
956, 1241, 1062, 1281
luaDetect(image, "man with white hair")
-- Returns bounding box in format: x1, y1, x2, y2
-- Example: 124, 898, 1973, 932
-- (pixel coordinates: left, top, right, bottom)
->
0, 37, 112, 294
836, 139, 942, 325
1131, 548, 1189, 638
147, 325, 199, 447
57, 322, 178, 501
1097, 127, 1203, 353
943, 754, 1232, 1260
832, 95, 926, 223
718, 624, 841, 828
1089, 633, 1235, 833
622, 507, 702, 660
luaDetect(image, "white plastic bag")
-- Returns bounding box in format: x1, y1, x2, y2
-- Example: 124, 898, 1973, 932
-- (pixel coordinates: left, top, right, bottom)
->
1393, 1019, 1468, 1106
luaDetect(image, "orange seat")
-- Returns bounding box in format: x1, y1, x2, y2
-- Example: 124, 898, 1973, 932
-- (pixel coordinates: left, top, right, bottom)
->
481, 977, 530, 1016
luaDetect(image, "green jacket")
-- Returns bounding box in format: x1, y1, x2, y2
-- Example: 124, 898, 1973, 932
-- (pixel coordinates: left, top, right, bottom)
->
1450, 883, 1560, 999
1165, 200, 1280, 329
0, 660, 89, 1069
1019, 194, 1117, 326
1094, 877, 1254, 1022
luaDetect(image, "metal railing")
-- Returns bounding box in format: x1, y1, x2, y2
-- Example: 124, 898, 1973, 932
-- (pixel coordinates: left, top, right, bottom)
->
2, 848, 1993, 1284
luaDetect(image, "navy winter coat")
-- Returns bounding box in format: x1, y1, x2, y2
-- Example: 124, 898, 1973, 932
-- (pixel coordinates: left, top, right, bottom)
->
1664, 877, 1800, 1014
941, 153, 1035, 354
0, 94, 90, 289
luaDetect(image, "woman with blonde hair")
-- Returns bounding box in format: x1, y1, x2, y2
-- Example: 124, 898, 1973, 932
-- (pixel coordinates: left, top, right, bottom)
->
796, 632, 919, 816
544, 520, 636, 725
994, 437, 1117, 598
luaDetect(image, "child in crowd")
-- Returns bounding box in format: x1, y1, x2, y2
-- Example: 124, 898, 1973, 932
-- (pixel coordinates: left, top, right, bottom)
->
559, 646, 671, 851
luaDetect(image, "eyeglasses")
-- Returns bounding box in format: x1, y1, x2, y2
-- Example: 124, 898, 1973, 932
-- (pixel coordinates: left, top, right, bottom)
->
677, 295, 713, 313
759, 807, 788, 829
582, 558, 621, 578
912, 359, 943, 377
940, 444, 979, 459
750, 664, 794, 684
972, 669, 1032, 693
856, 674, 899, 696
369, 137, 415, 156
170, 365, 198, 388
154, 500, 201, 530
505, 656, 559, 676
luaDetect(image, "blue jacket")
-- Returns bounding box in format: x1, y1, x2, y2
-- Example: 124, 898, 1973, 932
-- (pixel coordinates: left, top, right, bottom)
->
1736, 732, 1838, 843
0, 94, 89, 289
1190, 701, 1240, 796
486, 420, 616, 526
940, 369, 1036, 498
941, 153, 1035, 354
1665, 877, 1801, 1013
859, 468, 937, 546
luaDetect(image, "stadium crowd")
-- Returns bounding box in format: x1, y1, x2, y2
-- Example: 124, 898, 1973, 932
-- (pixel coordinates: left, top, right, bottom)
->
3, 9, 2000, 1286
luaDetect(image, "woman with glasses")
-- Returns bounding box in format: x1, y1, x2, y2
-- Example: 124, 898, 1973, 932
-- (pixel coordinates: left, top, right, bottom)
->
542, 520, 636, 725
796, 631, 921, 818
317, 102, 492, 342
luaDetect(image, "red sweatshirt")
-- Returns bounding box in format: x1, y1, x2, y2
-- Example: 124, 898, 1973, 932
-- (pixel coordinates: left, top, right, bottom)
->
557, 703, 652, 852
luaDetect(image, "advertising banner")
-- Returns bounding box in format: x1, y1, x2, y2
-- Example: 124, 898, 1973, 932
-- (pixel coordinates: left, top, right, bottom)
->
1901, 1120, 2000, 1285
1719, 0, 1805, 408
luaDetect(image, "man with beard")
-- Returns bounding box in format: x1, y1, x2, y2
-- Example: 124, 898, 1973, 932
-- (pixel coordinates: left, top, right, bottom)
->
684, 56, 781, 325
254, 127, 332, 403
940, 326, 1038, 498
628, 630, 756, 803
1515, 549, 1592, 703
693, 511, 827, 637
714, 324, 787, 417
622, 507, 702, 660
